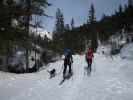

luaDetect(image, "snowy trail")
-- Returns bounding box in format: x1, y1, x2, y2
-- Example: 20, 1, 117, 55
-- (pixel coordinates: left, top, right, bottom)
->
0, 53, 133, 100
73, 54, 133, 100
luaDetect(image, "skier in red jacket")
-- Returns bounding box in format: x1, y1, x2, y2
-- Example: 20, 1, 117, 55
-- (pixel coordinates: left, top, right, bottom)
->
85, 48, 94, 72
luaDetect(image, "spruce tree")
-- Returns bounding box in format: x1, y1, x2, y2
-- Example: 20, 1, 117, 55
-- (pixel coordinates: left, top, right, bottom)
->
17, 0, 49, 71
118, 4, 123, 13
128, 0, 133, 7
53, 8, 65, 39
87, 4, 96, 24
71, 18, 75, 29
87, 4, 98, 52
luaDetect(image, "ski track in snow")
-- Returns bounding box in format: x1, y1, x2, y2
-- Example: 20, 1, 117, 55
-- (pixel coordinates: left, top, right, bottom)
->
0, 53, 133, 100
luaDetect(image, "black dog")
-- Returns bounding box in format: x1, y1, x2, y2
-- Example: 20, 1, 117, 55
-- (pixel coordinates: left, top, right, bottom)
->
47, 69, 56, 79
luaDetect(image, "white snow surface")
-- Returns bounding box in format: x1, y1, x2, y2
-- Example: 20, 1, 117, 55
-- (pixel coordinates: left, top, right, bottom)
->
0, 47, 133, 100
120, 43, 133, 60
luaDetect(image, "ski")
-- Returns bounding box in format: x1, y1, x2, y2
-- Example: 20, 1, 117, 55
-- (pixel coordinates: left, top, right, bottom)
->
84, 66, 91, 76
59, 78, 66, 85
59, 72, 73, 85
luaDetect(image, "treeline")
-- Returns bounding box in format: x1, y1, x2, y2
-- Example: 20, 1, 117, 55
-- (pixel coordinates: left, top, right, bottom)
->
99, 0, 133, 41
51, 0, 133, 54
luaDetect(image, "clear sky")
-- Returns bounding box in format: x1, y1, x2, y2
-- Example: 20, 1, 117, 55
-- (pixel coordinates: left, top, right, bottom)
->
42, 0, 128, 33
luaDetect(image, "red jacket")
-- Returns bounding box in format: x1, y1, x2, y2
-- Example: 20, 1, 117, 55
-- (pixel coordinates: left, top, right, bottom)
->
86, 48, 93, 60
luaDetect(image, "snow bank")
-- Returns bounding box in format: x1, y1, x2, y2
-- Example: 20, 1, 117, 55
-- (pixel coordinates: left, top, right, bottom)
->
97, 45, 111, 56
120, 42, 133, 60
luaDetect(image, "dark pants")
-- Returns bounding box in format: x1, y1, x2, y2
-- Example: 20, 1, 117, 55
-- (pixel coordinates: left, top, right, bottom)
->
63, 62, 72, 77
87, 59, 92, 72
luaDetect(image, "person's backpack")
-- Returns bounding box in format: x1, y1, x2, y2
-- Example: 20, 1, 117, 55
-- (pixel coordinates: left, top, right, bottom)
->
64, 49, 72, 63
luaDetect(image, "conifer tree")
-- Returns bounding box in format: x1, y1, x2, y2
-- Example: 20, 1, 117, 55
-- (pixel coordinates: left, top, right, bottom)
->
71, 18, 75, 29
53, 8, 65, 39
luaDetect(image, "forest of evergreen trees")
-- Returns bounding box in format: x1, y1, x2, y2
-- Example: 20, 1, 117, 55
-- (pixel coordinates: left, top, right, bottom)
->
51, 0, 133, 54
0, 0, 51, 72
1, 0, 132, 55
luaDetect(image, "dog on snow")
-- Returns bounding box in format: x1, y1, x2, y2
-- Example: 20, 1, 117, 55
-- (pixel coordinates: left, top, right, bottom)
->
47, 68, 56, 79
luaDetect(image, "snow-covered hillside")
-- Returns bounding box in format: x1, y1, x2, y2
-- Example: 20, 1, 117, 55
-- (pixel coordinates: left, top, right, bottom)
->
0, 46, 133, 100
120, 43, 133, 60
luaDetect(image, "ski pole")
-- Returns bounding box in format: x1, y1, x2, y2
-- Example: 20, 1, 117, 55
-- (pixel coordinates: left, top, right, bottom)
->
71, 62, 74, 81
93, 59, 96, 73
58, 63, 64, 76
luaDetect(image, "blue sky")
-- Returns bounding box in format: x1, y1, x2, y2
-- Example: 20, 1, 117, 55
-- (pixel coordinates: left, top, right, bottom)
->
42, 0, 128, 33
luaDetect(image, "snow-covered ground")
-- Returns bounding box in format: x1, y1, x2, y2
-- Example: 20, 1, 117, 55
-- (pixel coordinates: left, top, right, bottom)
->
120, 43, 133, 60
0, 45, 133, 100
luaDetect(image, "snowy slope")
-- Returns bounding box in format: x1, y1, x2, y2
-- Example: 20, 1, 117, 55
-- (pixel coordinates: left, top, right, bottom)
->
120, 42, 133, 60
0, 47, 133, 100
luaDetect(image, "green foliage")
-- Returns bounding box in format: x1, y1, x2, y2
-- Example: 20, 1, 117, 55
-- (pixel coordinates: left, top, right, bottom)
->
51, 1, 133, 54
0, 0, 49, 55
98, 1, 133, 41
53, 8, 65, 40
87, 4, 96, 24
71, 18, 75, 29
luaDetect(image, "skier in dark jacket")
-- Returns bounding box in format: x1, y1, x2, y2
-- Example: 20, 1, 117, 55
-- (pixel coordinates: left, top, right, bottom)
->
63, 48, 73, 78
85, 47, 94, 72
